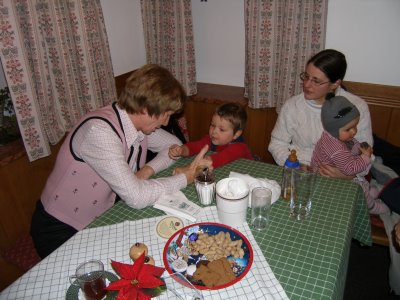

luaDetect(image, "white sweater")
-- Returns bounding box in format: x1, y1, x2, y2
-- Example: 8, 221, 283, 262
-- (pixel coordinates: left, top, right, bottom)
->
268, 87, 373, 166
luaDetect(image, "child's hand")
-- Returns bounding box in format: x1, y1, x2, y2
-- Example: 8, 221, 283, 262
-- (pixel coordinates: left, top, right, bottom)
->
359, 142, 372, 157
168, 144, 182, 160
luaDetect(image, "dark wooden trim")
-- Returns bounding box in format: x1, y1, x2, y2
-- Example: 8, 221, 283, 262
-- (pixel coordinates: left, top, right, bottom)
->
192, 83, 248, 105
344, 81, 400, 108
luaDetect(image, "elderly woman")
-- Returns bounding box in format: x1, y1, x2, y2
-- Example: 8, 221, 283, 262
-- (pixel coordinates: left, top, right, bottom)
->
30, 64, 208, 258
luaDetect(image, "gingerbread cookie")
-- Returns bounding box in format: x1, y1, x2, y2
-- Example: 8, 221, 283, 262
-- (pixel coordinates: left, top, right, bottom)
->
192, 257, 236, 287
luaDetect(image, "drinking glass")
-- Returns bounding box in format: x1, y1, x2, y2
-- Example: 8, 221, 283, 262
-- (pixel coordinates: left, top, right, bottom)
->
69, 259, 106, 300
289, 169, 316, 220
194, 167, 215, 206
251, 187, 272, 230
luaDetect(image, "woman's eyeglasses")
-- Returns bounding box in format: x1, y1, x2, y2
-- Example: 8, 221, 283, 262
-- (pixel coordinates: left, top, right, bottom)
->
300, 72, 330, 86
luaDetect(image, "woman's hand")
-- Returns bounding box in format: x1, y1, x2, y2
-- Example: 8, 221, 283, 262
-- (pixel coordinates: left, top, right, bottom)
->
319, 164, 354, 180
173, 145, 210, 184
135, 165, 155, 180
173, 157, 212, 175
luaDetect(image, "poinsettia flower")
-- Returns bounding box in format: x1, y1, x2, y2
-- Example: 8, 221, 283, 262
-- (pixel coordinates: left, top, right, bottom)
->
105, 253, 165, 300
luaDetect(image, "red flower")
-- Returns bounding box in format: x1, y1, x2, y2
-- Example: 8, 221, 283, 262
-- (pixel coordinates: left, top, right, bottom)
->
105, 253, 165, 300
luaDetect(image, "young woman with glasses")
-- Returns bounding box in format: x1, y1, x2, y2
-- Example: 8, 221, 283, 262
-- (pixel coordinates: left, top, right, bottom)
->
268, 49, 373, 178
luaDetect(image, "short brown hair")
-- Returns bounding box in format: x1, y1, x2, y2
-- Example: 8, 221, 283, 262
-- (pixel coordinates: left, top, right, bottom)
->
118, 64, 186, 116
215, 102, 247, 133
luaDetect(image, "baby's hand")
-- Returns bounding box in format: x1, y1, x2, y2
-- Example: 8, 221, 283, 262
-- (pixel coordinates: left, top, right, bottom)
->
168, 144, 182, 160
359, 142, 372, 157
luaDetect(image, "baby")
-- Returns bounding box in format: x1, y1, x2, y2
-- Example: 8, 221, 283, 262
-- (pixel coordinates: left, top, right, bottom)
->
311, 94, 389, 215
169, 102, 253, 169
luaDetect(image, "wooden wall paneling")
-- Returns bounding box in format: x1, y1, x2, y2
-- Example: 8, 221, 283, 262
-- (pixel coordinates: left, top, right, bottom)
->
185, 83, 248, 142
244, 107, 277, 164
0, 141, 62, 249
344, 81, 400, 106
184, 100, 215, 141
344, 81, 400, 147
0, 165, 31, 248
387, 108, 400, 146
0, 140, 62, 290
368, 104, 392, 139
0, 256, 24, 291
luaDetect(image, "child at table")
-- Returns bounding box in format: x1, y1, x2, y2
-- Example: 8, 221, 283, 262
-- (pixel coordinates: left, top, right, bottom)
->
169, 102, 254, 169
311, 93, 389, 215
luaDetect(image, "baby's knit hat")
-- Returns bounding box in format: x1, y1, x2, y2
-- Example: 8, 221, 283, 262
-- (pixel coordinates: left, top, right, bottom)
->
321, 94, 360, 138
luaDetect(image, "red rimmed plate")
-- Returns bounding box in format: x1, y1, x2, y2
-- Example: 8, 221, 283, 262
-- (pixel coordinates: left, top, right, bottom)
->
163, 222, 253, 290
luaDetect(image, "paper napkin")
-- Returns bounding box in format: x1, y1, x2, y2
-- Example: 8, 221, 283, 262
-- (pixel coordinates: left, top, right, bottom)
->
153, 191, 204, 222
229, 171, 281, 207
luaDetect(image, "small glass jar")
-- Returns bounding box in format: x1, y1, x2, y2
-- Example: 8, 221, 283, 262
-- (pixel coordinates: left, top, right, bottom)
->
194, 167, 216, 205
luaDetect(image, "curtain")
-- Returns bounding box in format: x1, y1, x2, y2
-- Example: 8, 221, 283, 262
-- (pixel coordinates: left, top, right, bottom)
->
0, 0, 116, 161
140, 0, 196, 96
244, 0, 328, 109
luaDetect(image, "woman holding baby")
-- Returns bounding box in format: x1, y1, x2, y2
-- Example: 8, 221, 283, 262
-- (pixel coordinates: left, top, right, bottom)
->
268, 49, 399, 295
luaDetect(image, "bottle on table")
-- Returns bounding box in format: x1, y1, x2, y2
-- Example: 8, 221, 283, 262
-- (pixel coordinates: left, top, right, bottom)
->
281, 149, 300, 201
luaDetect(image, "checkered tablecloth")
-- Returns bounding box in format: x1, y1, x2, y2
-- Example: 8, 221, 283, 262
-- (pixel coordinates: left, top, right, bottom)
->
0, 207, 288, 300
0, 159, 371, 300
88, 159, 371, 299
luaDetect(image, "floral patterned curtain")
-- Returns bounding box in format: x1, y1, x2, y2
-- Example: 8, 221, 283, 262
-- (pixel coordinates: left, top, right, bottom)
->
244, 0, 328, 109
140, 0, 196, 96
0, 0, 116, 161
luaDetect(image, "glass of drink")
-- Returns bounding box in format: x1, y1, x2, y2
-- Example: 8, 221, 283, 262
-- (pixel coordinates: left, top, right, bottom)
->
69, 259, 106, 300
194, 166, 216, 206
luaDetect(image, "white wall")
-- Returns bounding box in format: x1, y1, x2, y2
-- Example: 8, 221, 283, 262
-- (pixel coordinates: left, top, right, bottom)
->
325, 0, 400, 86
192, 0, 245, 86
100, 0, 146, 76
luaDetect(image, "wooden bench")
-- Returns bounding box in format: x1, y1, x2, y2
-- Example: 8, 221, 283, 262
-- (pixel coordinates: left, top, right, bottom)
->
371, 215, 390, 246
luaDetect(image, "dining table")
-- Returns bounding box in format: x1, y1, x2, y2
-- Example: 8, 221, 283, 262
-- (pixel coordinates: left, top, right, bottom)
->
0, 158, 371, 300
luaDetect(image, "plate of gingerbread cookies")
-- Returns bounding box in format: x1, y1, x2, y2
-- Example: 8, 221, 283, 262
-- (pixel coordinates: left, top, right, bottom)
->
163, 222, 253, 290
